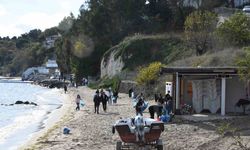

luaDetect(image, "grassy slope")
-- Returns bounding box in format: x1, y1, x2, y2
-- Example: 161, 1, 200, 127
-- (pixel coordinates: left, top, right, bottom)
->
102, 34, 193, 71
104, 34, 244, 71
170, 48, 243, 67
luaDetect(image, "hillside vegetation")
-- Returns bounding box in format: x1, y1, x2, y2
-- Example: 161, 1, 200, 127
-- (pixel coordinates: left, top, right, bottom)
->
1, 0, 250, 87
103, 34, 192, 71
0, 28, 58, 76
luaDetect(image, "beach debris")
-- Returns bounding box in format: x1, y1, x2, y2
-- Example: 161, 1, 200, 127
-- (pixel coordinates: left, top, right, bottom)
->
63, 127, 71, 134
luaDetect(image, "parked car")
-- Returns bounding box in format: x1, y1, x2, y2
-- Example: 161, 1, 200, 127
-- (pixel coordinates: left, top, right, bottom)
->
243, 5, 250, 13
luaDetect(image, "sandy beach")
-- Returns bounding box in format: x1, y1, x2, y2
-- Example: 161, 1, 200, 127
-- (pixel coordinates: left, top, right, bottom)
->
23, 86, 250, 150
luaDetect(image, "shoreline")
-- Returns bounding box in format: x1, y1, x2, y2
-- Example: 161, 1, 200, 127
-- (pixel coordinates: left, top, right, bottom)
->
21, 86, 143, 150
19, 87, 74, 150
19, 86, 250, 150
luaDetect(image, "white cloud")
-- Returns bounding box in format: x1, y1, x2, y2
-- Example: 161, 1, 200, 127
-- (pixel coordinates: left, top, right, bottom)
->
0, 0, 86, 37
0, 24, 24, 37
18, 12, 66, 31
60, 1, 72, 11
0, 4, 7, 16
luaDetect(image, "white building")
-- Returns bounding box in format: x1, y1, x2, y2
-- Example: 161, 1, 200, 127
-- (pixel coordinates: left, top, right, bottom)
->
22, 67, 49, 80
22, 59, 60, 81
43, 34, 61, 49
46, 59, 59, 75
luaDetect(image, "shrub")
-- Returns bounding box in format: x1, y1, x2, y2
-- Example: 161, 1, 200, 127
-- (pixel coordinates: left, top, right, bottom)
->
236, 47, 250, 81
136, 62, 162, 85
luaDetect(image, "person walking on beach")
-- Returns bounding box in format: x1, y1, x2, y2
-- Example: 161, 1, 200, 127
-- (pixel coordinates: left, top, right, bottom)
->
93, 90, 101, 114
75, 94, 81, 111
107, 87, 112, 104
128, 88, 133, 98
100, 89, 108, 112
112, 90, 119, 103
64, 84, 67, 94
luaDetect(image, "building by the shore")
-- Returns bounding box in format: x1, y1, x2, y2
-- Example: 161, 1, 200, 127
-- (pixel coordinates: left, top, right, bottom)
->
22, 59, 60, 81
162, 67, 249, 116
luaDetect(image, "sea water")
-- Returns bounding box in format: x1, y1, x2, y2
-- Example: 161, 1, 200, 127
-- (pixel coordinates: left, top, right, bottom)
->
0, 78, 66, 150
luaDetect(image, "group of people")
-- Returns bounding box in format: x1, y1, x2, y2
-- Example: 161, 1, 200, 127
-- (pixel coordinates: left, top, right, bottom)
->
130, 89, 173, 122
129, 91, 149, 116
155, 90, 173, 115
93, 88, 118, 114
134, 93, 147, 116
74, 88, 119, 113
81, 78, 88, 86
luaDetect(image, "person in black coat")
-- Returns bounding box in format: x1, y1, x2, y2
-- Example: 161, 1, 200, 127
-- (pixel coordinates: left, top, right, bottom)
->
128, 88, 133, 98
135, 98, 144, 116
100, 90, 108, 112
93, 90, 101, 114
64, 84, 67, 94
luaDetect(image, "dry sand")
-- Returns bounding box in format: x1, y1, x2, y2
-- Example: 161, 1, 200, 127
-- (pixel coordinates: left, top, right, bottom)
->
24, 86, 250, 150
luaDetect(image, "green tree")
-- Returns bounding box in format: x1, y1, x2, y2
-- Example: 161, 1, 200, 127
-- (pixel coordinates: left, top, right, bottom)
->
184, 10, 218, 55
58, 13, 75, 33
55, 38, 72, 74
216, 12, 250, 47
236, 47, 250, 81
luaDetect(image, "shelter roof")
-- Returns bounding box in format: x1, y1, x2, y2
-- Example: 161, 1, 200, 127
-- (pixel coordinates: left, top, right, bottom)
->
161, 67, 239, 75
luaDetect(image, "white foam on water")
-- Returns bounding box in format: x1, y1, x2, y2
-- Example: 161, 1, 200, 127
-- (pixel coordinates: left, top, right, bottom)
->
0, 81, 65, 150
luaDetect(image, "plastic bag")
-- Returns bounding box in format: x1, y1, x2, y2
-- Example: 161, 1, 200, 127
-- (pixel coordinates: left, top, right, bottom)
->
80, 99, 85, 107
63, 127, 70, 134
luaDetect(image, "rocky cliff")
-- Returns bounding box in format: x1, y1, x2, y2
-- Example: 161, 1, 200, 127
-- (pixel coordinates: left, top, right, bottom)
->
100, 50, 124, 78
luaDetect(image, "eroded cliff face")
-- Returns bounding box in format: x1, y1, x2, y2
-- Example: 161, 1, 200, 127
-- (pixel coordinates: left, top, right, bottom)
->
101, 51, 124, 78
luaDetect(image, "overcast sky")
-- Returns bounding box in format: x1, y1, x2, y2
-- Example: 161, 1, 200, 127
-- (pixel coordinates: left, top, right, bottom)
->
0, 0, 85, 37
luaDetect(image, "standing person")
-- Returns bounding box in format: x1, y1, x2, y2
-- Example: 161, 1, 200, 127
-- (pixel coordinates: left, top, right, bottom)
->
113, 90, 119, 103
165, 90, 171, 102
166, 97, 173, 114
93, 90, 100, 114
82, 78, 87, 86
154, 93, 159, 103
100, 90, 108, 112
64, 84, 67, 94
107, 87, 112, 104
135, 98, 144, 116
75, 94, 81, 111
128, 88, 133, 98
85, 78, 88, 86
158, 94, 164, 105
